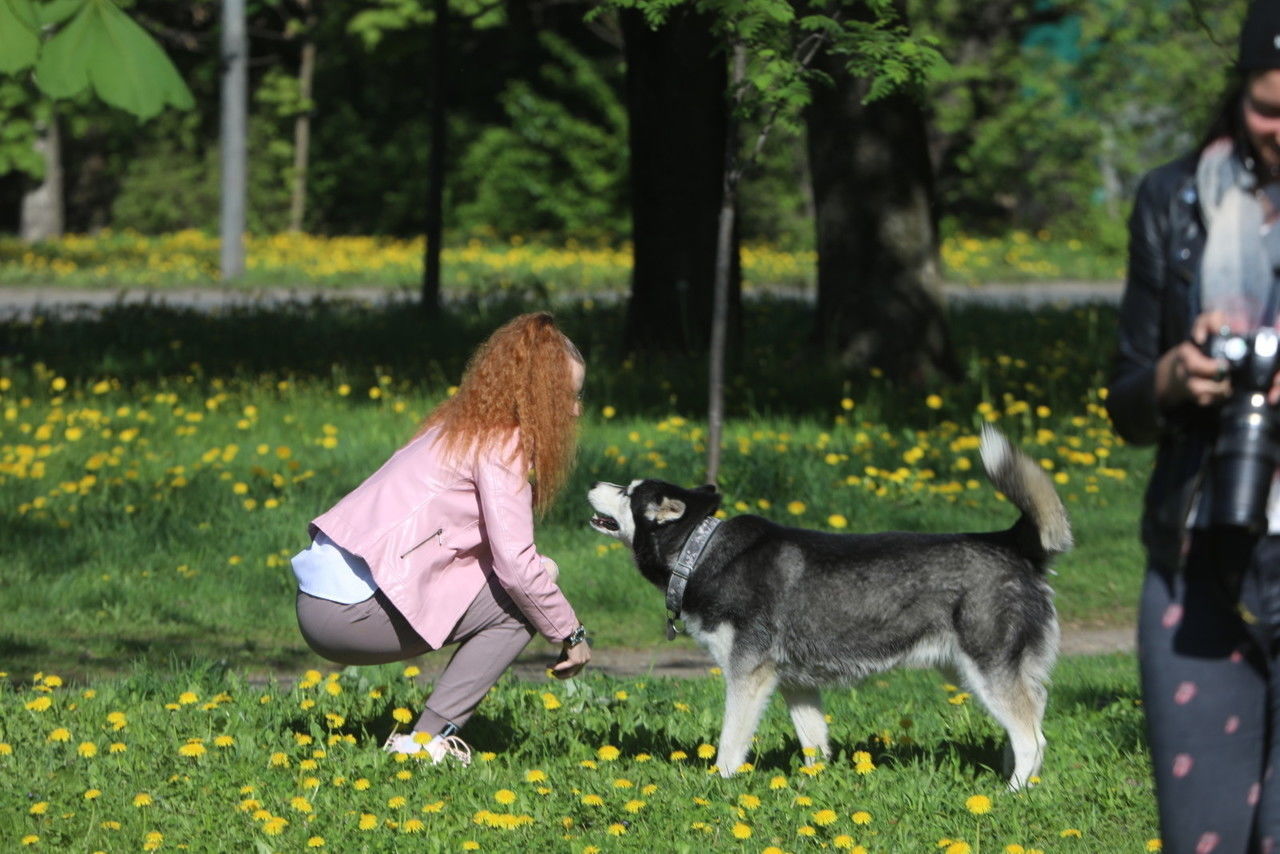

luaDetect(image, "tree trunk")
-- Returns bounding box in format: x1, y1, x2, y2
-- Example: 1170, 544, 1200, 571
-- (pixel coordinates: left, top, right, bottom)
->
288, 3, 316, 233
805, 48, 958, 382
421, 0, 448, 316
220, 0, 248, 282
706, 44, 746, 486
621, 7, 737, 352
19, 110, 63, 243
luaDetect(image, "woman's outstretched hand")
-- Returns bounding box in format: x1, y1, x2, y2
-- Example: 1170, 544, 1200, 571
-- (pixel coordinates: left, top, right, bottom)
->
552, 640, 591, 679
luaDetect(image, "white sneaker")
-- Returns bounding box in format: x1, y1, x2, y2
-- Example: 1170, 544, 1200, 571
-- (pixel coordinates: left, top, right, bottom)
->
382, 732, 472, 766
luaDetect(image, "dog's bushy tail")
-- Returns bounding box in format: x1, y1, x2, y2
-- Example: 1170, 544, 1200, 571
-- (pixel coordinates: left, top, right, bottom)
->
979, 424, 1073, 559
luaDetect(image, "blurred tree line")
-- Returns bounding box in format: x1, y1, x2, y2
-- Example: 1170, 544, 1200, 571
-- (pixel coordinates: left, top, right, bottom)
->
0, 0, 1248, 248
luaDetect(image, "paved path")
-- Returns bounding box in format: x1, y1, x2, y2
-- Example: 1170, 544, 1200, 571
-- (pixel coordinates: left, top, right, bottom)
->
0, 280, 1125, 319
277, 625, 1135, 684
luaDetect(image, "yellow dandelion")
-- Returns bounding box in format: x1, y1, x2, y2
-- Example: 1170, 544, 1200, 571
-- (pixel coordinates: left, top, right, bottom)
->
696, 743, 716, 759
524, 769, 547, 783
494, 789, 516, 805
607, 823, 627, 836
77, 742, 98, 757
852, 810, 872, 824
392, 707, 413, 724
358, 813, 378, 830
787, 500, 806, 516
597, 745, 621, 761
133, 793, 153, 807
732, 822, 752, 839
813, 808, 838, 826
965, 794, 992, 815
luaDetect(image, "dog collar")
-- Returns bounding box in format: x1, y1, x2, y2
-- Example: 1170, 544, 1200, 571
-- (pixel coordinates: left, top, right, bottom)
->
665, 516, 721, 640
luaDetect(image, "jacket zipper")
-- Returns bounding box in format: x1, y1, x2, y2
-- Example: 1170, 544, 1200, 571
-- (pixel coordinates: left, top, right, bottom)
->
400, 528, 443, 559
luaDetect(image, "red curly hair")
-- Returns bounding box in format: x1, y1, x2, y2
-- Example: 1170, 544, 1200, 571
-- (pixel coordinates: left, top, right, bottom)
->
420, 312, 583, 517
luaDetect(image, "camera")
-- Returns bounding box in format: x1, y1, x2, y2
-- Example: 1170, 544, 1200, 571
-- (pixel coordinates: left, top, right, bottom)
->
1203, 326, 1280, 530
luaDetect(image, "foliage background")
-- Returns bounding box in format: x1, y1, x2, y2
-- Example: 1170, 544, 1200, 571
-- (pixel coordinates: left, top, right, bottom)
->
0, 0, 1255, 250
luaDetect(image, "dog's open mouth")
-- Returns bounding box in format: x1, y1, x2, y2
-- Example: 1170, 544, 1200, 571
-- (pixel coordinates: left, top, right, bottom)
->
590, 513, 620, 533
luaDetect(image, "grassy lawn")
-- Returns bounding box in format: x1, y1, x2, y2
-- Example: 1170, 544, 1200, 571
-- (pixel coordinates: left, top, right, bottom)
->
2, 655, 1153, 851
0, 295, 1159, 849
0, 296, 1143, 673
0, 229, 1124, 292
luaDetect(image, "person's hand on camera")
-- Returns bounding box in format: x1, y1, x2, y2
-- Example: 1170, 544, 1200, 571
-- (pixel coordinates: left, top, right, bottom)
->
551, 640, 590, 679
1157, 310, 1234, 408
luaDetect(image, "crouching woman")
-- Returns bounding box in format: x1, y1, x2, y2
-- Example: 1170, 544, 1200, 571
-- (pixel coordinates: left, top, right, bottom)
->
291, 312, 591, 763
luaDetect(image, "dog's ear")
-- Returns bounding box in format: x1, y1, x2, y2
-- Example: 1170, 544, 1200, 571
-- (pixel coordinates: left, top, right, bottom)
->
643, 497, 686, 524
695, 484, 718, 494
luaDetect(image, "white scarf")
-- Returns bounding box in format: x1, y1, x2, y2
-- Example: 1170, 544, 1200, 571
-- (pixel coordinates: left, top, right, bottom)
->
1196, 137, 1280, 330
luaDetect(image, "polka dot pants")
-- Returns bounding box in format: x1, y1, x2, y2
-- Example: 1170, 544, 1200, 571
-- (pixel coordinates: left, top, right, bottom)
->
1140, 531, 1280, 854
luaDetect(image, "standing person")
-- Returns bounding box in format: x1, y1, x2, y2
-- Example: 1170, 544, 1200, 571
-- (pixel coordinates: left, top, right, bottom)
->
1109, 4, 1280, 851
292, 312, 591, 764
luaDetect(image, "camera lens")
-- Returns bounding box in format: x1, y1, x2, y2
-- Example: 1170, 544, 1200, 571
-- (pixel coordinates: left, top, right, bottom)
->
1209, 392, 1280, 530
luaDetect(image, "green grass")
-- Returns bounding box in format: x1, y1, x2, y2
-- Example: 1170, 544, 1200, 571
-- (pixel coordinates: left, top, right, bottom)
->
1, 654, 1154, 851
0, 295, 1161, 849
0, 297, 1145, 677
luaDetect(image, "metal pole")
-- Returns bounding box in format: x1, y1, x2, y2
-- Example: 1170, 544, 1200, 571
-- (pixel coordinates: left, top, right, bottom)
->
220, 0, 247, 282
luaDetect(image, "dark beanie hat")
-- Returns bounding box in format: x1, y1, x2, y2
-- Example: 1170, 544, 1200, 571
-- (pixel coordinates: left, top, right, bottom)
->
1239, 1, 1280, 71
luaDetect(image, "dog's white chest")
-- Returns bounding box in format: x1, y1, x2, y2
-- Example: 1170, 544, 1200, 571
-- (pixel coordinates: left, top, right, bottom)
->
683, 616, 735, 670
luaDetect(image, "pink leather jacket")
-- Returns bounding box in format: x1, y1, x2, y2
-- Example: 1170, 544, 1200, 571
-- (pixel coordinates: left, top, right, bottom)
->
310, 426, 579, 647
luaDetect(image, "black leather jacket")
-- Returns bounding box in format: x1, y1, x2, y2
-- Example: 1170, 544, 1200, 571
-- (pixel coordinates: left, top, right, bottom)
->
1108, 152, 1218, 573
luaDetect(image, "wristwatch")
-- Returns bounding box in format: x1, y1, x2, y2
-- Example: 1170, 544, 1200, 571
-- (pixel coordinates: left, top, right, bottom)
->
564, 625, 588, 647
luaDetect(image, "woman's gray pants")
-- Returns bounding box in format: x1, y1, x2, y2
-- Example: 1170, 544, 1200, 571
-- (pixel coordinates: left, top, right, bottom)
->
296, 578, 534, 736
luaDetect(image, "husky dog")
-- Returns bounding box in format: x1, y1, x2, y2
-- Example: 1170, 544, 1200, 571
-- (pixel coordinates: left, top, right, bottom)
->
587, 425, 1071, 790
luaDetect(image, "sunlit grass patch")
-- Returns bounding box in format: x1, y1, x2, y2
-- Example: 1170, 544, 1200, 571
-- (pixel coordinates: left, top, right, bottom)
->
1, 655, 1154, 850
0, 230, 1124, 292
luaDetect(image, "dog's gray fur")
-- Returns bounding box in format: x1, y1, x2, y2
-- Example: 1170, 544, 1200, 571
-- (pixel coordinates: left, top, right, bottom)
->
587, 425, 1069, 789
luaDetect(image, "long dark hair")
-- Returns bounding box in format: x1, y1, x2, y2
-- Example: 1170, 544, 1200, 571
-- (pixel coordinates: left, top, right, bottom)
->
1201, 72, 1247, 155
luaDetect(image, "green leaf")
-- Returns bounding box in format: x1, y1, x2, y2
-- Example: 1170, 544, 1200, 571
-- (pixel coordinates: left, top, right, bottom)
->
34, 0, 194, 119
37, 0, 86, 26
0, 0, 41, 73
